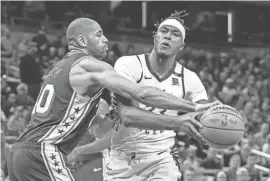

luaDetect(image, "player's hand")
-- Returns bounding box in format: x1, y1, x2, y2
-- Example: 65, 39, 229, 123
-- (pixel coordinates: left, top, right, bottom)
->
195, 100, 222, 112
177, 112, 206, 144
67, 148, 80, 164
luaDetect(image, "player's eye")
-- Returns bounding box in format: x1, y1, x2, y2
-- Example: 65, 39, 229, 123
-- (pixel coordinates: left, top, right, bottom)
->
160, 29, 167, 33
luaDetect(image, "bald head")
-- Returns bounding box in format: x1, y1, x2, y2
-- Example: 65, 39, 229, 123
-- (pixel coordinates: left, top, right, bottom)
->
66, 18, 100, 48
65, 18, 108, 59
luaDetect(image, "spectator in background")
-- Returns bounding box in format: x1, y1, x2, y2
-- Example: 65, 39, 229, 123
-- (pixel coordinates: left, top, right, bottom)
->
51, 34, 65, 49
48, 46, 57, 60
32, 27, 49, 58
15, 83, 34, 107
124, 43, 135, 56
16, 34, 31, 60
111, 43, 122, 58
1, 27, 13, 58
261, 99, 270, 121
214, 170, 229, 181
2, 93, 16, 118
225, 154, 241, 181
262, 134, 270, 152
239, 143, 251, 166
1, 78, 12, 105
106, 49, 117, 66
236, 167, 250, 181
19, 41, 42, 100
200, 147, 222, 169
182, 167, 196, 181
57, 46, 67, 58
218, 78, 238, 105
253, 123, 269, 149
261, 135, 270, 168
243, 153, 260, 181
182, 145, 201, 171
7, 105, 30, 136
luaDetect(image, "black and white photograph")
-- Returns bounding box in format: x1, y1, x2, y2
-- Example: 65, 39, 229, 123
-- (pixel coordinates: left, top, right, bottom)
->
1, 1, 270, 181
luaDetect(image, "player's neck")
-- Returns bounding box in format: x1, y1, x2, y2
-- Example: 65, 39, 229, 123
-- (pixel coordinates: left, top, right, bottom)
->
69, 46, 89, 55
149, 50, 176, 76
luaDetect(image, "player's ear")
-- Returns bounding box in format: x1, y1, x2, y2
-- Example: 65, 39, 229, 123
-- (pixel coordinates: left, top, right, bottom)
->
179, 43, 185, 51
77, 35, 87, 47
153, 34, 156, 44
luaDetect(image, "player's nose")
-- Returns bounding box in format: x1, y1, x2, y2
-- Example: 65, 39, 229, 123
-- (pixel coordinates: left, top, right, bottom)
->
103, 36, 108, 44
164, 32, 172, 40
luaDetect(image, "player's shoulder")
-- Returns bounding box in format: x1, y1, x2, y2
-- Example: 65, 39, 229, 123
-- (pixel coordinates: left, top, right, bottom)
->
175, 62, 198, 78
115, 54, 142, 63
74, 55, 100, 65
73, 56, 112, 72
114, 54, 143, 68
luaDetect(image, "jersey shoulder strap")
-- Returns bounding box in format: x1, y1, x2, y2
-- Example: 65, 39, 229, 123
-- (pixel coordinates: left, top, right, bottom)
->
135, 55, 143, 83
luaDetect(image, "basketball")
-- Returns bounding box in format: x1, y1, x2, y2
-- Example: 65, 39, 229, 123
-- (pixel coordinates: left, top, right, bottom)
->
199, 105, 245, 149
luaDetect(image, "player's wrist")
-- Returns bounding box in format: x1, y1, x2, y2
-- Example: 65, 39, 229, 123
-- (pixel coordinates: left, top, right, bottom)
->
75, 146, 83, 156
189, 103, 197, 112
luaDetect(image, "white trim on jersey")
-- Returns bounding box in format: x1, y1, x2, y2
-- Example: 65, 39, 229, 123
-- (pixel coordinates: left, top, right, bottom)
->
41, 142, 75, 181
53, 89, 103, 144
38, 92, 77, 143
39, 88, 103, 144
102, 149, 110, 180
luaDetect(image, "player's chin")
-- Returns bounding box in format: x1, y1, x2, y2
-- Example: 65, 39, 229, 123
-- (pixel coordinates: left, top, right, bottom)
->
100, 51, 108, 59
157, 50, 173, 57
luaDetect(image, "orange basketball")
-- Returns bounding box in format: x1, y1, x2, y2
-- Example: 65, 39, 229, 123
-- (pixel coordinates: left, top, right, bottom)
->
200, 105, 245, 149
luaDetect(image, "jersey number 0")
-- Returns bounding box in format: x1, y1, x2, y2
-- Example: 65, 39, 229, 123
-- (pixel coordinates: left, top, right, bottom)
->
32, 84, 55, 115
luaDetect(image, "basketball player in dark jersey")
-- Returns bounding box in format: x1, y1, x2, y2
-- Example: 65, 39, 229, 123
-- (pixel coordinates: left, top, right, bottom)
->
7, 18, 219, 181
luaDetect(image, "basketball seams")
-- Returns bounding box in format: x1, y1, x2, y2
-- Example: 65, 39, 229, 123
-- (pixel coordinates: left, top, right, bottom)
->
201, 126, 245, 132
199, 106, 245, 149
200, 112, 244, 124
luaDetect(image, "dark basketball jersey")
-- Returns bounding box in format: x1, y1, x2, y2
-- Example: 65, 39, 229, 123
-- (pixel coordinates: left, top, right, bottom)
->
17, 51, 103, 155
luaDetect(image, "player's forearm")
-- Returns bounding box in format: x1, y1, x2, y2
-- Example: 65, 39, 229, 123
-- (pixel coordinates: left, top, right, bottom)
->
118, 104, 183, 130
99, 71, 196, 112
138, 86, 196, 111
76, 133, 111, 155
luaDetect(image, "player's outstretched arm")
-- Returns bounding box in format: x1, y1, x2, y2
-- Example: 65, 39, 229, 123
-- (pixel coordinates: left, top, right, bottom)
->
116, 102, 205, 143
67, 131, 112, 163
70, 58, 220, 112
89, 98, 114, 138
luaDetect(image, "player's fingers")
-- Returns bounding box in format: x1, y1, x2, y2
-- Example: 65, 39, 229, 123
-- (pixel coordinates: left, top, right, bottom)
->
189, 126, 205, 144
192, 111, 204, 121
211, 100, 223, 106
190, 117, 203, 129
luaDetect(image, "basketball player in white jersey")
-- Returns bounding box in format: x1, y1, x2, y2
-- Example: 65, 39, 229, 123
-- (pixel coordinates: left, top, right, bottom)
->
69, 10, 221, 181
108, 10, 211, 181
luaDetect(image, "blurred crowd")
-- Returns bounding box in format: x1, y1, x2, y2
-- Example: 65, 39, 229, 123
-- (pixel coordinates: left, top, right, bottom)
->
175, 47, 270, 181
1, 19, 270, 181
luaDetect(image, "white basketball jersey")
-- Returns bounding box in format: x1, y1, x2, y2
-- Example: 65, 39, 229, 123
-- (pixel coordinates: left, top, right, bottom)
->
112, 54, 208, 153
102, 149, 110, 180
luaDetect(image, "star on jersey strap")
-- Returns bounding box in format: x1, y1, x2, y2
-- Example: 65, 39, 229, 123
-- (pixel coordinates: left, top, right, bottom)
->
57, 168, 62, 174
53, 161, 59, 167
64, 122, 71, 128
50, 154, 56, 160
74, 107, 81, 114
58, 129, 64, 134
